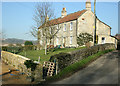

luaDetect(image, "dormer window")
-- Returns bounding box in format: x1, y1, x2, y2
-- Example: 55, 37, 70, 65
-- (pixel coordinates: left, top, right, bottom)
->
70, 22, 73, 30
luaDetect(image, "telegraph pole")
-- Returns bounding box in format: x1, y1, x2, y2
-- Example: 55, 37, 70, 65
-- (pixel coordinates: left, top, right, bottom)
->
94, 0, 97, 45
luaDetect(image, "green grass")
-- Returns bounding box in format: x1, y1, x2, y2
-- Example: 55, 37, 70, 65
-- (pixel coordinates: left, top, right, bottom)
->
45, 49, 114, 83
18, 47, 86, 64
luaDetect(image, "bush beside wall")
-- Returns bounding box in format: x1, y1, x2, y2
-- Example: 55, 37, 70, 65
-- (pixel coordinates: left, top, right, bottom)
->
2, 46, 24, 54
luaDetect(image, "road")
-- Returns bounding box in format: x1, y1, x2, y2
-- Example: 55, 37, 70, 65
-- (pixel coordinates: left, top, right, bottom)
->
52, 50, 119, 84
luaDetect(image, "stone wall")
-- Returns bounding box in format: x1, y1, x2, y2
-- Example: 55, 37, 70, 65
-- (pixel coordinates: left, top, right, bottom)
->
50, 43, 116, 71
1, 51, 43, 82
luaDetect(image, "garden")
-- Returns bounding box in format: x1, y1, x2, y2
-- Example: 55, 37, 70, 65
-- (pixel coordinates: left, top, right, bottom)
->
2, 44, 86, 64
18, 47, 86, 64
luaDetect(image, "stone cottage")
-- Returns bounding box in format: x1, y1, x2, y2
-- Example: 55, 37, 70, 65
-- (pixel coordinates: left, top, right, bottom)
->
39, 0, 117, 48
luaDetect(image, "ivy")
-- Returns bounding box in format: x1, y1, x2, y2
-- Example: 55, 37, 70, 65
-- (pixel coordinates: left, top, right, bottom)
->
24, 60, 38, 71
77, 33, 93, 46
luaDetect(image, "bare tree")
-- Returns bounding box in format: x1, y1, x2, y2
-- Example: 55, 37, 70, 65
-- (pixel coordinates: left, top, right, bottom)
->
31, 2, 61, 55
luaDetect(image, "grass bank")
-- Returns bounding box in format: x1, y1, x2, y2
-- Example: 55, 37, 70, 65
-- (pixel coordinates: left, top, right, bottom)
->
44, 49, 114, 83
18, 47, 86, 64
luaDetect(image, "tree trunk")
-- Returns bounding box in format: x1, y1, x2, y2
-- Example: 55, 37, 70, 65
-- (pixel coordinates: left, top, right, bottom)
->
53, 37, 54, 48
45, 37, 47, 55
48, 39, 52, 51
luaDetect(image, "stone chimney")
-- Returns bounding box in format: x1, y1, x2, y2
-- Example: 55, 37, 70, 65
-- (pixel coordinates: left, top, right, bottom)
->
86, 0, 91, 10
61, 7, 67, 18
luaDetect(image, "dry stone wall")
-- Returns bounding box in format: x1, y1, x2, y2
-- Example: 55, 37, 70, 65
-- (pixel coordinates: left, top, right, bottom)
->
1, 51, 43, 82
2, 51, 29, 72
50, 43, 116, 71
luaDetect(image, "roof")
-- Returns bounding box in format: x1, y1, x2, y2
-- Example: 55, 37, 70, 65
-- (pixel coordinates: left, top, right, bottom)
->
96, 17, 111, 29
39, 9, 111, 29
38, 10, 87, 29
52, 10, 86, 24
90, 11, 111, 29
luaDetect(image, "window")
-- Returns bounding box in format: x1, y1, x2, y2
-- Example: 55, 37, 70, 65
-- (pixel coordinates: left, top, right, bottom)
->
70, 36, 72, 44
102, 37, 105, 44
64, 24, 66, 31
70, 22, 73, 30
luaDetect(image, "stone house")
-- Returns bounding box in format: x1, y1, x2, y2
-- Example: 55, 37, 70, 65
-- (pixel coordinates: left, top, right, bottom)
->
39, 0, 117, 48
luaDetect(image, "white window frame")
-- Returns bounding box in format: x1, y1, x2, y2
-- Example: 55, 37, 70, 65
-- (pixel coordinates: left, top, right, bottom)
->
70, 22, 73, 30
70, 36, 72, 44
64, 24, 66, 31
102, 37, 105, 44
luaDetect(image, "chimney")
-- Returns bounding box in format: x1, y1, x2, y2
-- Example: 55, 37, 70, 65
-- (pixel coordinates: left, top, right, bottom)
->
61, 7, 67, 18
86, 0, 91, 10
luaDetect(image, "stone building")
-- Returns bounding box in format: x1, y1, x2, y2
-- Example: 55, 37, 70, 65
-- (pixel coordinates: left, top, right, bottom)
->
39, 0, 117, 48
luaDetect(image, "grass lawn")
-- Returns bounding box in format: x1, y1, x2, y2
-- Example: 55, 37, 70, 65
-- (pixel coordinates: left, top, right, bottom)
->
18, 47, 86, 64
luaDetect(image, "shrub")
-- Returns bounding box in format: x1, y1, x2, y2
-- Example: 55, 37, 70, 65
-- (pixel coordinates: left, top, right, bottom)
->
50, 53, 72, 70
8, 47, 23, 54
2, 46, 7, 51
24, 60, 38, 71
24, 41, 33, 46
77, 33, 93, 46
2, 46, 24, 54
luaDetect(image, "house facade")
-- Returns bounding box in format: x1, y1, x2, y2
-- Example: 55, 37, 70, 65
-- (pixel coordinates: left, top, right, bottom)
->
39, 0, 117, 48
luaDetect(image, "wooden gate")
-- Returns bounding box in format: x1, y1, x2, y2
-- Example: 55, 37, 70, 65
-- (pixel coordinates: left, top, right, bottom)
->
43, 61, 55, 77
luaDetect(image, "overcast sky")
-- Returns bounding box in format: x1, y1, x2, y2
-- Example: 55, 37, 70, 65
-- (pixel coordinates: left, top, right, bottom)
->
2, 1, 118, 40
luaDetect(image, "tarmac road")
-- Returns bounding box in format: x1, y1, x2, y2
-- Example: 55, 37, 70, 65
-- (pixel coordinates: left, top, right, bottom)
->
52, 50, 119, 84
